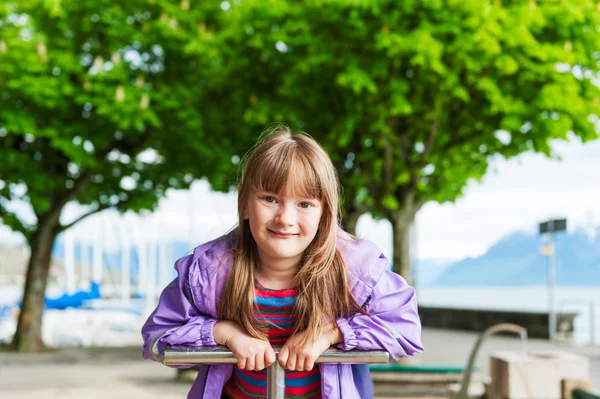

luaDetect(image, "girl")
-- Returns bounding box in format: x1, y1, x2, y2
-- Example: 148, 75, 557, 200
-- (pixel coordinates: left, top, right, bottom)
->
141, 125, 423, 398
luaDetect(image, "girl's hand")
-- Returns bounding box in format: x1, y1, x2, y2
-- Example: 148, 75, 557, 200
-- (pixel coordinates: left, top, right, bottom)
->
214, 321, 276, 371
278, 323, 343, 371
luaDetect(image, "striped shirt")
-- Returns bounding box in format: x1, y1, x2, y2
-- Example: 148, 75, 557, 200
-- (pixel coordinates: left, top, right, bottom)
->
222, 280, 322, 399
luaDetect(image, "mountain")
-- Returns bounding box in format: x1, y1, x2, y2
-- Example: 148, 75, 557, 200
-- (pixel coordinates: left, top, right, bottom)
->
415, 259, 453, 286
432, 227, 600, 286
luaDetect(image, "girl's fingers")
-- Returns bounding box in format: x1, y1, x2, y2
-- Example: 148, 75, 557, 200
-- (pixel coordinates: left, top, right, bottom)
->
265, 347, 276, 367
255, 352, 265, 371
305, 358, 315, 372
278, 345, 289, 368
295, 354, 304, 371
237, 357, 246, 370
286, 352, 297, 371
245, 356, 255, 371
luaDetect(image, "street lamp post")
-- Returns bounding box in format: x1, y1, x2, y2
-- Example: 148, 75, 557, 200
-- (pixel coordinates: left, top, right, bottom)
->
538, 218, 567, 341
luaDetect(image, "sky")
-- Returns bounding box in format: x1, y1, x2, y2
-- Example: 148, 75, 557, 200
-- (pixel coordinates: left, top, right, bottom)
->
1, 137, 599, 263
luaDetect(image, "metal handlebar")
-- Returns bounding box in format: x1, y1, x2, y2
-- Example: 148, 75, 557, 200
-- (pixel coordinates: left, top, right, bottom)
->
164, 346, 389, 399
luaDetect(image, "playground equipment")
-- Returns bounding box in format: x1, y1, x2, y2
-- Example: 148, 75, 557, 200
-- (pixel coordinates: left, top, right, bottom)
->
163, 346, 389, 398
454, 323, 528, 399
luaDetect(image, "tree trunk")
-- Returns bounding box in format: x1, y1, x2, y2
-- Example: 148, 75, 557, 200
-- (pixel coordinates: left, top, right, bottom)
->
342, 210, 362, 236
389, 193, 417, 285
341, 197, 364, 236
11, 220, 59, 352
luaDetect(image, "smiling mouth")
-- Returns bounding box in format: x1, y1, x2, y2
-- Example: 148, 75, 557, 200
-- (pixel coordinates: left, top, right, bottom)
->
268, 229, 298, 238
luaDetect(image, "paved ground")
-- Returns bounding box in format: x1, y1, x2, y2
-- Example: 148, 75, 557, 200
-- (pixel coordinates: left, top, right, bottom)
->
0, 346, 189, 398
1, 328, 598, 398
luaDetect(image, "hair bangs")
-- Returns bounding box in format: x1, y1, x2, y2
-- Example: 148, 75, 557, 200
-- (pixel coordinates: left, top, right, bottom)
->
248, 142, 322, 200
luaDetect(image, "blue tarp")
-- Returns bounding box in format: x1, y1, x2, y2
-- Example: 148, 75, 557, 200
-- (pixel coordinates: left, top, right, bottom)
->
43, 282, 101, 310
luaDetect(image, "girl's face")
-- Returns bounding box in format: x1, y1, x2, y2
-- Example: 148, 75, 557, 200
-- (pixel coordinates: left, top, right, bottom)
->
246, 183, 323, 269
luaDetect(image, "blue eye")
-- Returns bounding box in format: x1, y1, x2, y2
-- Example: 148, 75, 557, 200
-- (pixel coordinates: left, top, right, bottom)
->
264, 196, 276, 203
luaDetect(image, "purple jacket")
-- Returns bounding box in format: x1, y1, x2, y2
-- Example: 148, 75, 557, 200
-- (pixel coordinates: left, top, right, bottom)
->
141, 229, 423, 398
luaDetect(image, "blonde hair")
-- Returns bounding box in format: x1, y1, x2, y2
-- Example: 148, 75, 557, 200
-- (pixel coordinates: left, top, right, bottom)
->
217, 124, 365, 344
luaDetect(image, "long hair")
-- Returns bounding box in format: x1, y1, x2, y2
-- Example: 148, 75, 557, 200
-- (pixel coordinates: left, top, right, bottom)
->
217, 124, 366, 344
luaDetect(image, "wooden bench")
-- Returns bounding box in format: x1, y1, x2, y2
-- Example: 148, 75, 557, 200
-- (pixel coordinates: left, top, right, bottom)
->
562, 379, 600, 399
370, 364, 487, 399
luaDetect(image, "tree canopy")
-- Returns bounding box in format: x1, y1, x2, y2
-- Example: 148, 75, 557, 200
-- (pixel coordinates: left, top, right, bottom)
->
0, 0, 245, 351
0, 0, 239, 238
198, 0, 600, 278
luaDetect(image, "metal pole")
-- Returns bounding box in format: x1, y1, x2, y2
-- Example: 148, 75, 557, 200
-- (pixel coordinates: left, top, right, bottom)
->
267, 360, 286, 398
163, 347, 389, 399
548, 231, 556, 341
163, 346, 389, 365
591, 302, 596, 345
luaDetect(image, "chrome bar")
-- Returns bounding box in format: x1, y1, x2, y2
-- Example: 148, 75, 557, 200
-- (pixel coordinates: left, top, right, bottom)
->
267, 361, 285, 398
163, 346, 389, 399
163, 345, 389, 366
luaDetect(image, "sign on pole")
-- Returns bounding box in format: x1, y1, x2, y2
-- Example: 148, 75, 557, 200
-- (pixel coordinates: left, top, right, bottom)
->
538, 218, 567, 342
539, 218, 567, 234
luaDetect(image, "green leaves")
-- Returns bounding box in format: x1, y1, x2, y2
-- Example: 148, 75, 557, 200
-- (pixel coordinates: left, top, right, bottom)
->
381, 194, 399, 211
494, 55, 519, 75
42, 0, 65, 18
0, 0, 240, 238
336, 65, 378, 95
200, 0, 600, 226
2, 0, 599, 247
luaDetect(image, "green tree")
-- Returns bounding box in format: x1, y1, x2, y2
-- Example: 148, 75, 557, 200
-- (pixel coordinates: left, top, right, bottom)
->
0, 0, 235, 351
203, 0, 600, 282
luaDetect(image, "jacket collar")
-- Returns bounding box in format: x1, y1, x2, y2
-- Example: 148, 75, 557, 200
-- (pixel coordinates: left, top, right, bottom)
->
191, 226, 387, 307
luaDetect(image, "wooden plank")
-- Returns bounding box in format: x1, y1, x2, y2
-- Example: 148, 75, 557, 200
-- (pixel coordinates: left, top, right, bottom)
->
371, 371, 489, 384
561, 379, 592, 399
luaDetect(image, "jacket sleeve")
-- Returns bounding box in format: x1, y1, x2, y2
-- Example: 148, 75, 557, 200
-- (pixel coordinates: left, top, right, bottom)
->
335, 269, 423, 360
141, 254, 219, 363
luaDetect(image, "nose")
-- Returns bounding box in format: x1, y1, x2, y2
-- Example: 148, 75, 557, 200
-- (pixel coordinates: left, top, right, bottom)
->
275, 203, 295, 226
